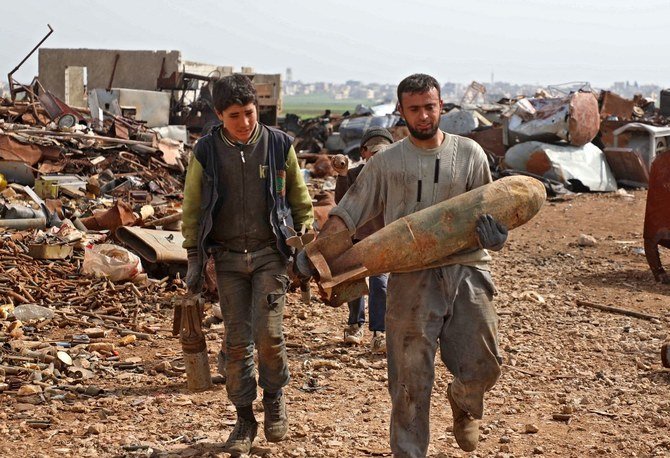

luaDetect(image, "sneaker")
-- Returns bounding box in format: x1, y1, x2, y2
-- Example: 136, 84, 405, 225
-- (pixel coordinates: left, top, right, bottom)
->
344, 324, 364, 345
225, 416, 258, 455
370, 331, 386, 354
263, 392, 288, 442
447, 384, 480, 452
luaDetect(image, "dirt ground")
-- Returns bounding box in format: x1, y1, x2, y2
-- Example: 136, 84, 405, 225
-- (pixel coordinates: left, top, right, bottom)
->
1, 189, 669, 458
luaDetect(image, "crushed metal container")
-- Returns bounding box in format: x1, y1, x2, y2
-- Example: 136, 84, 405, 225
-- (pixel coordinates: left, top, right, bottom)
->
507, 92, 600, 146
465, 126, 506, 157
603, 147, 649, 188
503, 141, 617, 192
612, 123, 670, 171
439, 109, 490, 136
28, 243, 73, 260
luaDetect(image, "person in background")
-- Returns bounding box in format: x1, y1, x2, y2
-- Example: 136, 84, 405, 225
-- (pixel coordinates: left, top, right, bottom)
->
331, 127, 393, 353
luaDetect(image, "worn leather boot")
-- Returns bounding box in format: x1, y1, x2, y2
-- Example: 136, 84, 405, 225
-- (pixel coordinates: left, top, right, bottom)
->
225, 416, 258, 455
447, 384, 480, 452
263, 391, 288, 442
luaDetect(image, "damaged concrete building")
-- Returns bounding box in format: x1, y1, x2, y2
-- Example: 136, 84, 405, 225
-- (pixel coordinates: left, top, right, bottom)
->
38, 48, 283, 130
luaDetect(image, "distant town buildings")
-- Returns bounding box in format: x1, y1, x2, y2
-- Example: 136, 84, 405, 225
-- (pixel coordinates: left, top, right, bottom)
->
283, 77, 397, 103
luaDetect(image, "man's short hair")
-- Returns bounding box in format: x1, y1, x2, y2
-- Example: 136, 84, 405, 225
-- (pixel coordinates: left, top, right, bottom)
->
397, 73, 441, 107
212, 74, 257, 113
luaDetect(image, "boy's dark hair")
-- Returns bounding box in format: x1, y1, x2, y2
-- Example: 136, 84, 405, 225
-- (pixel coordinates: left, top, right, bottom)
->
212, 74, 257, 113
397, 73, 441, 107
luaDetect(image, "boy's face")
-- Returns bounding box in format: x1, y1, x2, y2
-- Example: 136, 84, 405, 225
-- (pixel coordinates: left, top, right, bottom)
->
217, 102, 258, 143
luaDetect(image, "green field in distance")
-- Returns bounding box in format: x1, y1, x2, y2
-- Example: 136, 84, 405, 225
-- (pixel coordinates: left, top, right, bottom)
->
282, 94, 379, 119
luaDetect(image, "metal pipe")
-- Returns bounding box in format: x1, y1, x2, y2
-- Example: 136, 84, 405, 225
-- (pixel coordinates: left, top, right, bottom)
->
0, 217, 47, 229
8, 24, 54, 99
8, 24, 53, 76
142, 212, 182, 228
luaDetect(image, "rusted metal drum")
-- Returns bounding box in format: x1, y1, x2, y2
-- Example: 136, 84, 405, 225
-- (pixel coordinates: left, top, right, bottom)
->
568, 92, 601, 146
644, 152, 670, 247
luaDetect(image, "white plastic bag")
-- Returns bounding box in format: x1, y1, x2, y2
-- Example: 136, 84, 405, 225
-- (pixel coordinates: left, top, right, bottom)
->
82, 243, 144, 282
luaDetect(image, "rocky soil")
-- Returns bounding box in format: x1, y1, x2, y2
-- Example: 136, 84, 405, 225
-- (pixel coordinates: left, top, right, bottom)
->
1, 189, 669, 458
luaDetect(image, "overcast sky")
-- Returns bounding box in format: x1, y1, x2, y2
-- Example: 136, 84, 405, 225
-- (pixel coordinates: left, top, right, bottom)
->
2, 0, 669, 89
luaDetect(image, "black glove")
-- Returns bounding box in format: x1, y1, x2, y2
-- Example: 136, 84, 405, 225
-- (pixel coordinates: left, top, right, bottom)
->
184, 248, 203, 292
475, 214, 508, 251
294, 250, 317, 279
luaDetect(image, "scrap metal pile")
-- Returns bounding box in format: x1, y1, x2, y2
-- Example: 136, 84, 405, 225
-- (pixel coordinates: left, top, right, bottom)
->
0, 88, 193, 399
0, 31, 195, 399
0, 221, 189, 403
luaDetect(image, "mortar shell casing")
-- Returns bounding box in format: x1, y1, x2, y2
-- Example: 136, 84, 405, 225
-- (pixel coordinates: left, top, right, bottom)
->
180, 296, 207, 354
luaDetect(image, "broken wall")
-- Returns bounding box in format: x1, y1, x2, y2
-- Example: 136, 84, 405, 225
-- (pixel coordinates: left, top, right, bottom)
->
38, 49, 181, 101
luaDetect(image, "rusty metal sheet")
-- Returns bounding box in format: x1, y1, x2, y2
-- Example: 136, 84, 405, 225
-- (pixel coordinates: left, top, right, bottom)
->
79, 200, 137, 232
157, 138, 183, 169
604, 147, 649, 188
465, 126, 506, 157
600, 91, 634, 120
112, 121, 130, 140
599, 119, 635, 148
0, 134, 48, 165
37, 90, 82, 122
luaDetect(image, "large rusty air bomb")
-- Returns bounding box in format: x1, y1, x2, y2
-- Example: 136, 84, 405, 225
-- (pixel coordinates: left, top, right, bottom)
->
306, 176, 546, 306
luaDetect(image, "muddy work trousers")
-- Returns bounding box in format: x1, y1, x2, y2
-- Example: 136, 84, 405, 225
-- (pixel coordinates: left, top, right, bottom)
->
386, 264, 502, 458
214, 245, 290, 407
